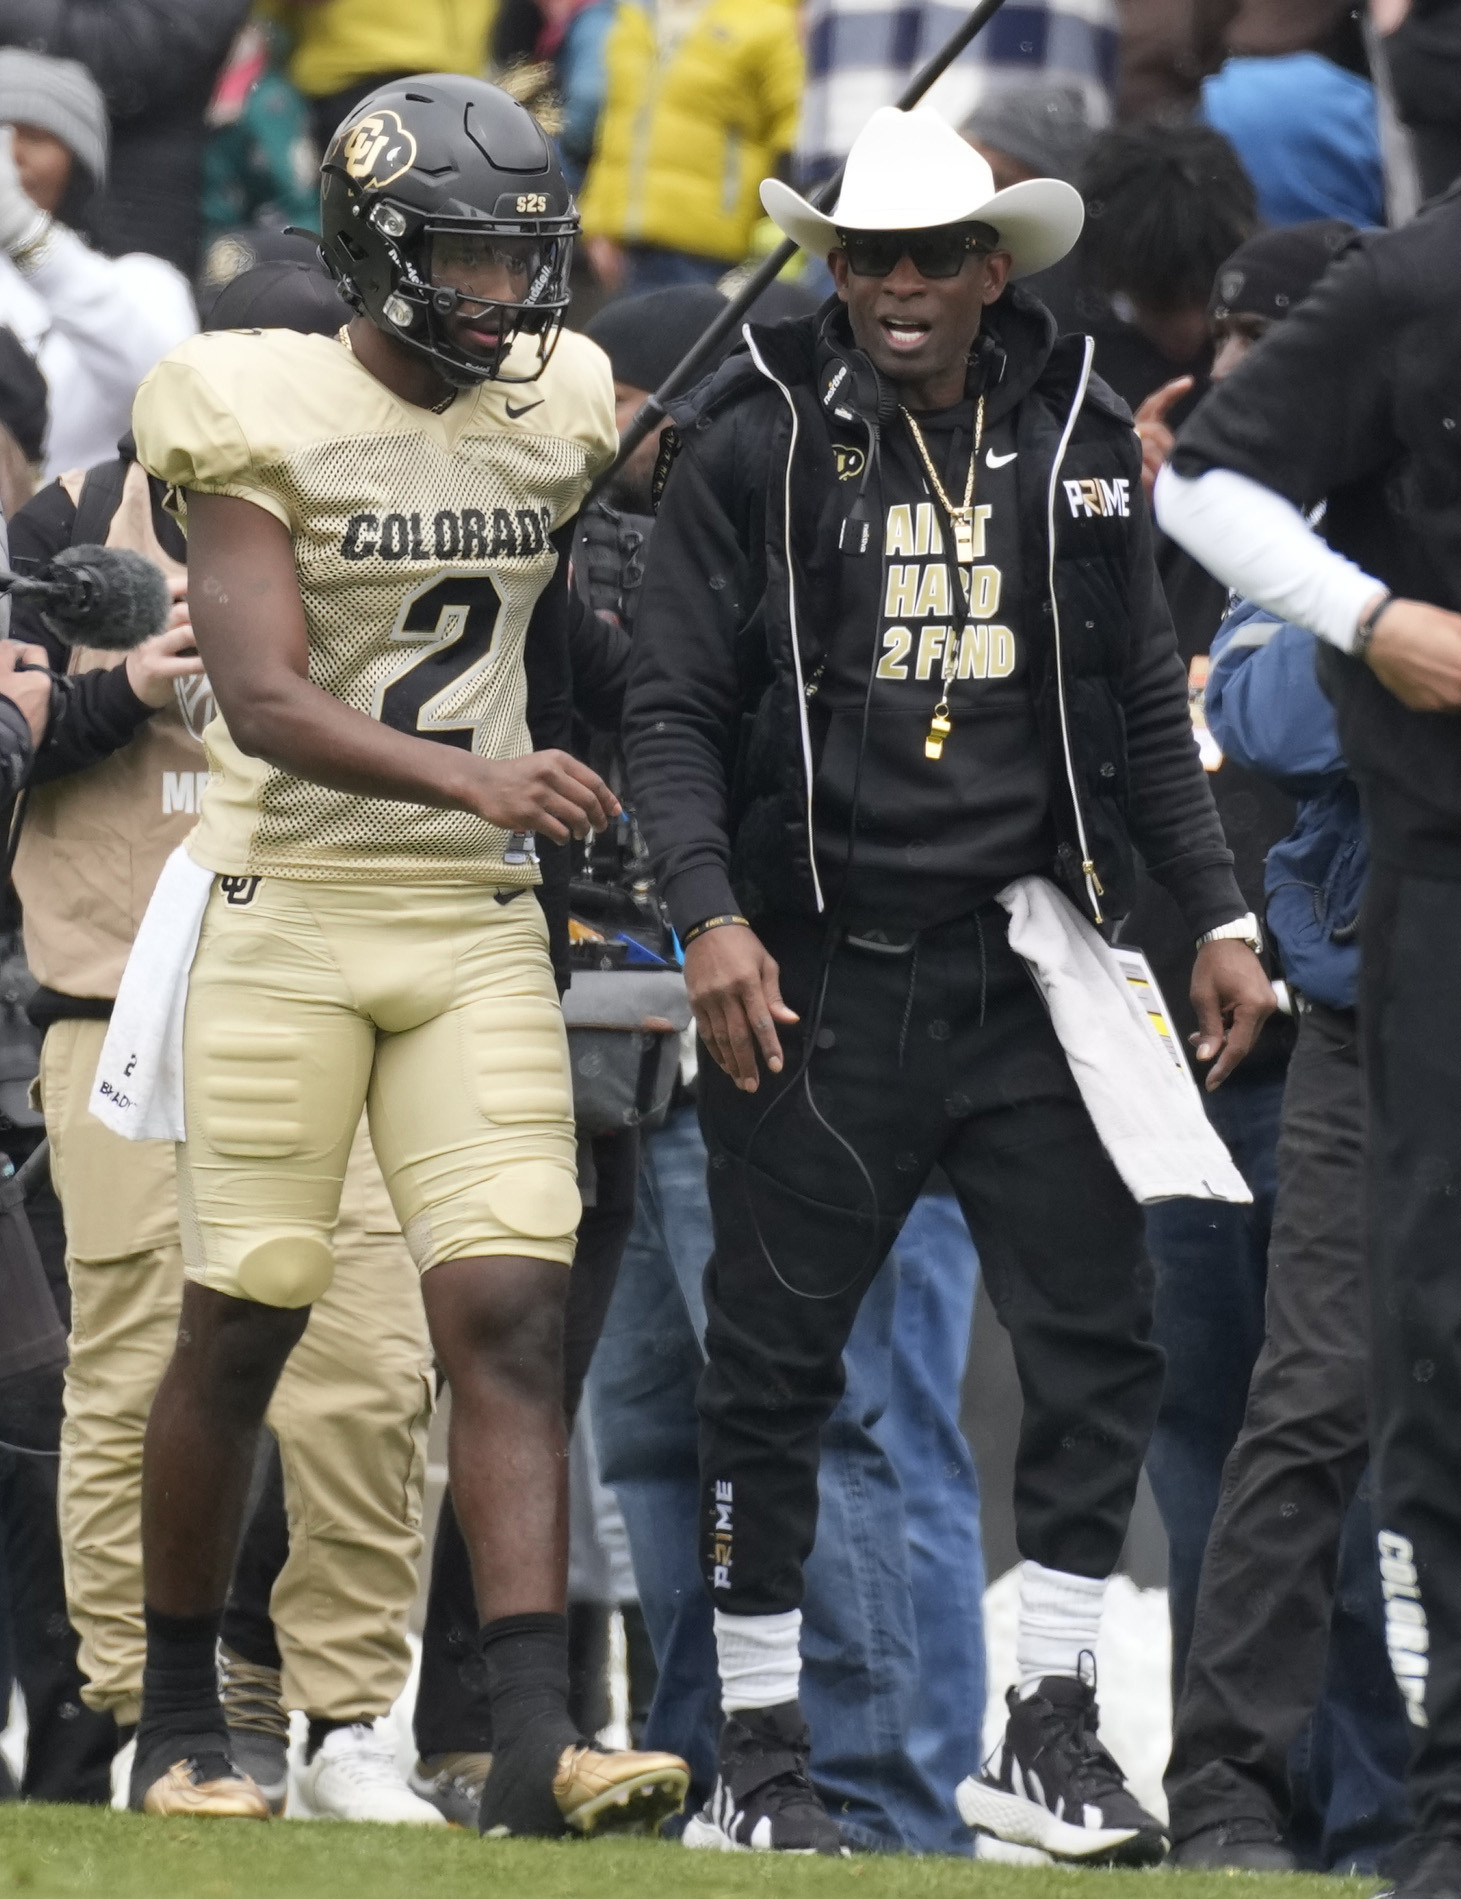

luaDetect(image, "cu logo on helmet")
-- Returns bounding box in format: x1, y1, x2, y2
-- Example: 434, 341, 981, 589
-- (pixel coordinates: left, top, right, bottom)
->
341, 110, 417, 189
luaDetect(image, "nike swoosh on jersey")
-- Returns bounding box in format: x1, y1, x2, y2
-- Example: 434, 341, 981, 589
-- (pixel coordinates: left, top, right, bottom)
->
506, 399, 544, 418
986, 447, 1018, 468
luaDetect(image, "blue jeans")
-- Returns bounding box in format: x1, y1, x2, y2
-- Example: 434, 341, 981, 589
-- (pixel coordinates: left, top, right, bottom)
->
589, 1106, 984, 1853
875, 1190, 986, 1854
1145, 1069, 1285, 1693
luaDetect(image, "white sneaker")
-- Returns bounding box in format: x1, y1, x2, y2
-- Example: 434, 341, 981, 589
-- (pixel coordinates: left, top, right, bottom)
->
296, 1723, 446, 1825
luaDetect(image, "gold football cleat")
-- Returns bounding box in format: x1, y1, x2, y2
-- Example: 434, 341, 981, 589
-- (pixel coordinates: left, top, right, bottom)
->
141, 1756, 271, 1819
552, 1744, 690, 1836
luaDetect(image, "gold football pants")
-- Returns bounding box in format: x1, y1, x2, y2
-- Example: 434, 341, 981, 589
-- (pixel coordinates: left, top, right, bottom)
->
41, 1016, 433, 1725
178, 876, 581, 1304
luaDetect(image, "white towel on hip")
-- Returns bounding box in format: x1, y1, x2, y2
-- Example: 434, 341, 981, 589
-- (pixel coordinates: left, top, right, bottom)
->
89, 845, 213, 1141
995, 875, 1252, 1207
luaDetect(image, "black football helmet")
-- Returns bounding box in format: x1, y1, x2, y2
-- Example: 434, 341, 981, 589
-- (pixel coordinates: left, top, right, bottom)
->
319, 75, 576, 386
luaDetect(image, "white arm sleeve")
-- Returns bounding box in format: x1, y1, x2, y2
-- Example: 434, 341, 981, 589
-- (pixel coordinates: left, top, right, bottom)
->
1154, 462, 1384, 656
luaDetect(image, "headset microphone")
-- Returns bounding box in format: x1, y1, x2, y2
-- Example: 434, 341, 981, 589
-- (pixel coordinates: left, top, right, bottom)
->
0, 545, 172, 651
818, 322, 896, 559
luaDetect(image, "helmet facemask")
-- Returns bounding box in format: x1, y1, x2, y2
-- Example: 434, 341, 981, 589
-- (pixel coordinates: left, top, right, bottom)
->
346, 196, 575, 387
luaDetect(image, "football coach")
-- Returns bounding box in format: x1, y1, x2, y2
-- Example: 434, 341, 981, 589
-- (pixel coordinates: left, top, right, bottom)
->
623, 104, 1270, 1858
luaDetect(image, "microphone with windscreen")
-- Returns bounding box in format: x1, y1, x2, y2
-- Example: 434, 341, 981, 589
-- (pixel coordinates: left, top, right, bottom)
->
0, 544, 173, 650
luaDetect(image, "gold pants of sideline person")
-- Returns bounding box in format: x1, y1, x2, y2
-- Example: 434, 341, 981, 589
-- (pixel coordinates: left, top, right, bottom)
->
39, 1016, 434, 1727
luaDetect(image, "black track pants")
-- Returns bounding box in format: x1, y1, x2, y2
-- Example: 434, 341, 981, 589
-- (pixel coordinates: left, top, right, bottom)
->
1166, 1001, 1406, 1845
1362, 861, 1461, 1836
695, 906, 1162, 1616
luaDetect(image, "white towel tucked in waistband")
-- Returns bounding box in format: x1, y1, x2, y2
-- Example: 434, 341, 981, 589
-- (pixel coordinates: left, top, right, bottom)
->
89, 845, 212, 1142
996, 875, 1252, 1207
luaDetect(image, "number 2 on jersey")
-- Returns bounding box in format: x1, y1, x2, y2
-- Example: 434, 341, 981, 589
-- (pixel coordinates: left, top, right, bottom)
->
377, 571, 504, 749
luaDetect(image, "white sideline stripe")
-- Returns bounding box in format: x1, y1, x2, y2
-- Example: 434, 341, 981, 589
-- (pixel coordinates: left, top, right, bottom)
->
955, 1778, 1140, 1860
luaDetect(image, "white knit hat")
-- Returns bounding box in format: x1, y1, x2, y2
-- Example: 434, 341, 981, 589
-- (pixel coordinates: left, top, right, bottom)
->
762, 105, 1083, 281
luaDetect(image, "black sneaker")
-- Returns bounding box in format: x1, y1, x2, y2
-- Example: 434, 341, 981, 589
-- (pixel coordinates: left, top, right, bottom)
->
681, 1702, 846, 1855
957, 1668, 1167, 1866
1380, 1836, 1461, 1899
1169, 1820, 1297, 1871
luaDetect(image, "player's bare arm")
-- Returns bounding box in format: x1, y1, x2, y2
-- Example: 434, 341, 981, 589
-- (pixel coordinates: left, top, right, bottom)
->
186, 488, 619, 846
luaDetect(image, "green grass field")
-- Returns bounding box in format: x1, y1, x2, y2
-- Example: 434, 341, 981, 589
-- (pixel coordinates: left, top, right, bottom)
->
0, 1807, 1374, 1899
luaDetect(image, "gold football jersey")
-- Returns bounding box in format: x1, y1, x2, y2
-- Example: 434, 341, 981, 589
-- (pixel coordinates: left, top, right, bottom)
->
131, 325, 617, 884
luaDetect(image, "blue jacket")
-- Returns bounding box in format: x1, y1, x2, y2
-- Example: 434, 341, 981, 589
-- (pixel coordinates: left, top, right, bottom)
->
1206, 600, 1365, 1010
1200, 53, 1384, 229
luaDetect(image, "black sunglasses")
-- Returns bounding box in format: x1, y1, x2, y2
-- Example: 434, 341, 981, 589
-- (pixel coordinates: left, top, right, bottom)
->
837, 222, 1000, 280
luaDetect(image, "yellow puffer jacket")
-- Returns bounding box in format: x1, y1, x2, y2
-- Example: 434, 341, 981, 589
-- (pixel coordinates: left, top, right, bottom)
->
579, 0, 803, 263
270, 0, 498, 101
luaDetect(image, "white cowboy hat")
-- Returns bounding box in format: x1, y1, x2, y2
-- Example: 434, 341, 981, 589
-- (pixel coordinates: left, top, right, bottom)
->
761, 104, 1084, 281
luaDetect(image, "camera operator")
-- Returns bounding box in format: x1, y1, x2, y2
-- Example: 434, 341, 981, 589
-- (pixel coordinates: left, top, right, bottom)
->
0, 634, 56, 785
0, 503, 121, 1806
0, 458, 61, 783
1155, 183, 1461, 1899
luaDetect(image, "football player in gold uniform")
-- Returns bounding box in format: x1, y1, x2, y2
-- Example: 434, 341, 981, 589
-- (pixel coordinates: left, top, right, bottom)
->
126, 77, 688, 1835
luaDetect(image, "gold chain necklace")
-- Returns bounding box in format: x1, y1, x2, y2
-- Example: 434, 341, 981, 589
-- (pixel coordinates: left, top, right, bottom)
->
899, 396, 985, 760
901, 395, 984, 563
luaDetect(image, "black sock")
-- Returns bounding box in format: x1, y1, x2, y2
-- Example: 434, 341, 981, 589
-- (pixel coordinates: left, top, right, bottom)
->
479, 1613, 573, 1755
475, 1614, 577, 1838
305, 1716, 357, 1762
138, 1606, 225, 1739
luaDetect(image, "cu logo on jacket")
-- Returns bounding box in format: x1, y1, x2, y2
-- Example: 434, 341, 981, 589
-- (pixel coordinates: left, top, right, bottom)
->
1064, 477, 1131, 520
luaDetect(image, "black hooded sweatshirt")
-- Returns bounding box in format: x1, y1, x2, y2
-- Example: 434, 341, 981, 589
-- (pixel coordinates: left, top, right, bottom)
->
623, 289, 1243, 942
807, 309, 1051, 925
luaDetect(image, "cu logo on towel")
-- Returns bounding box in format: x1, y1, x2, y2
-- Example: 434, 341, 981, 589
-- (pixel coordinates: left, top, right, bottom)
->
174, 672, 215, 741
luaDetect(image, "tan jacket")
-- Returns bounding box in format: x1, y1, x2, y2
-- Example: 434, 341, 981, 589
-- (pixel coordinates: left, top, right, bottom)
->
13, 461, 210, 1000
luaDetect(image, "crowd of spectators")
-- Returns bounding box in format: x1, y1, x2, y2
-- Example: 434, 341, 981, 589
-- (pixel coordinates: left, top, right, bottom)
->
0, 0, 1458, 1871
